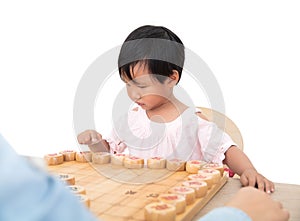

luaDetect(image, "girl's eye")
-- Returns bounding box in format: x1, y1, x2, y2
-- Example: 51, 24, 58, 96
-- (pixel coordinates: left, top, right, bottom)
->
138, 85, 147, 89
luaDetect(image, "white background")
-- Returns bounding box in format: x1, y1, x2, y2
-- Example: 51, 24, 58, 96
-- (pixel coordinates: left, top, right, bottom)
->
0, 0, 299, 185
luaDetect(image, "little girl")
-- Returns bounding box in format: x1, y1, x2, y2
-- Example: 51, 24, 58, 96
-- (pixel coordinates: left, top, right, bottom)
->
77, 25, 274, 193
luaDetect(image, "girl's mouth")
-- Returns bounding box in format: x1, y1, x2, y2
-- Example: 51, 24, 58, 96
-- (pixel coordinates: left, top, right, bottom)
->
136, 102, 145, 107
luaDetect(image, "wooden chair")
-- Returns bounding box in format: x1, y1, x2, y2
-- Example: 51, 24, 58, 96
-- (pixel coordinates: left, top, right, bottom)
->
198, 107, 243, 177
198, 107, 244, 151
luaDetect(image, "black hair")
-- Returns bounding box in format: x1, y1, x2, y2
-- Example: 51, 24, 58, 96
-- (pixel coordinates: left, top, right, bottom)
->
118, 25, 185, 84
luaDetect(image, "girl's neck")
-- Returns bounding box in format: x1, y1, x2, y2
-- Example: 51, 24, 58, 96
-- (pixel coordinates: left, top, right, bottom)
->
146, 96, 188, 123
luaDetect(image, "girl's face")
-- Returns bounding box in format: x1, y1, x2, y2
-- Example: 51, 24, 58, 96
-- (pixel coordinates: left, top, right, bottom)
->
122, 62, 177, 111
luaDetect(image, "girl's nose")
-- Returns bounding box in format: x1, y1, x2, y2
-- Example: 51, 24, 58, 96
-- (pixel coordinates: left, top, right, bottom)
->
132, 91, 141, 100
129, 87, 141, 101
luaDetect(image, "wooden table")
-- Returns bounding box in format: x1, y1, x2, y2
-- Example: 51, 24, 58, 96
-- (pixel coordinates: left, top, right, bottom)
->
193, 178, 300, 221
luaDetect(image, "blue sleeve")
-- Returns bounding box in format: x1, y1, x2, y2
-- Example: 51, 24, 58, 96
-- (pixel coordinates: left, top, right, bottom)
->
0, 134, 99, 221
198, 207, 252, 221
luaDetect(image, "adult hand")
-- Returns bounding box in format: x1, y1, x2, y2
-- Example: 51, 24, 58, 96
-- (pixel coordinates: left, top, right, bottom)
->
226, 186, 289, 221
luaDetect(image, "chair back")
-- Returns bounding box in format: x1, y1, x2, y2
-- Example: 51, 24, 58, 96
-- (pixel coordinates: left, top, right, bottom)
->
198, 107, 244, 150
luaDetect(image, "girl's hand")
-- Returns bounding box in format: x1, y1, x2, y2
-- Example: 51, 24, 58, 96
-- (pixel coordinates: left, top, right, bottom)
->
240, 168, 275, 193
77, 130, 102, 145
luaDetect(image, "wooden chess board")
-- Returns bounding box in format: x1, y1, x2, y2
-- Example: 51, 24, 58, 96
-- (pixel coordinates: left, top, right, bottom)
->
47, 161, 228, 221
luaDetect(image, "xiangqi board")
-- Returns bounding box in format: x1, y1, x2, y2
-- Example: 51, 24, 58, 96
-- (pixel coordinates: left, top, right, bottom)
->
47, 157, 228, 221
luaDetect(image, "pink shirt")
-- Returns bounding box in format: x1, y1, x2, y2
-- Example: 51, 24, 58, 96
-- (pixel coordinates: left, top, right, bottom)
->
106, 106, 236, 164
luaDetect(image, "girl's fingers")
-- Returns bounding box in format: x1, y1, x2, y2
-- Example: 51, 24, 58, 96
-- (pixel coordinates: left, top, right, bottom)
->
264, 179, 275, 193
90, 132, 101, 144
240, 174, 249, 187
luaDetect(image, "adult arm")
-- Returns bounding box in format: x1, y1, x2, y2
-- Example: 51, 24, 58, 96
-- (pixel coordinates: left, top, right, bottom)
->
0, 134, 99, 221
198, 207, 251, 221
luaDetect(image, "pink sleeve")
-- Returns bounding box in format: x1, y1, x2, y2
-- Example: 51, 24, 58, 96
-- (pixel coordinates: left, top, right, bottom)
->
197, 118, 237, 164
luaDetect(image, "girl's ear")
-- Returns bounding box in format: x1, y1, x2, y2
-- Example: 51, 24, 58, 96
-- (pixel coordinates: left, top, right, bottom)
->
167, 70, 180, 87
